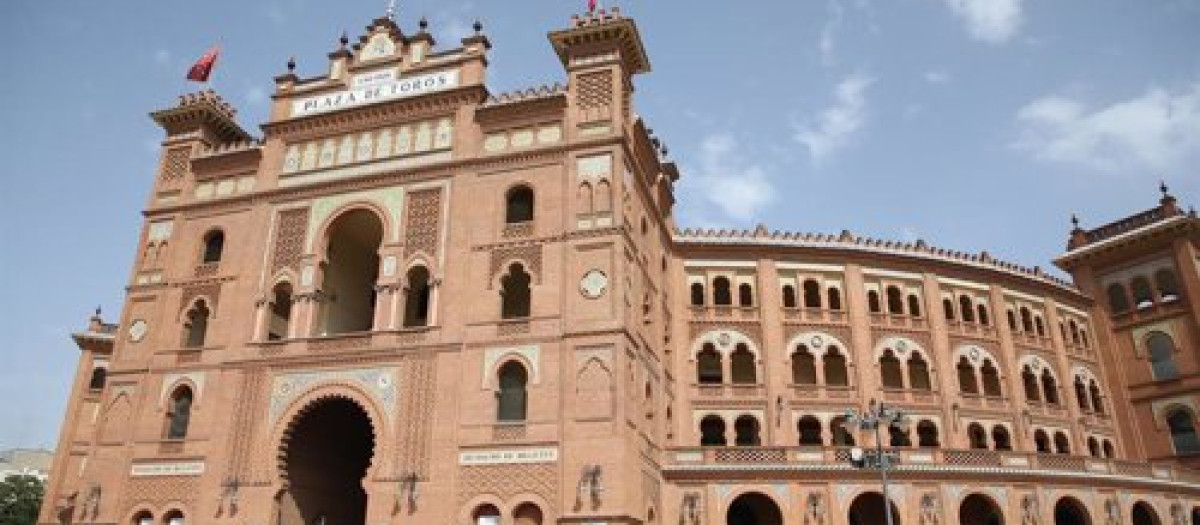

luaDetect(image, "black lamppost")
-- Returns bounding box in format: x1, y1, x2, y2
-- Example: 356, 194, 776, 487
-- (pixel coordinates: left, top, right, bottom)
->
844, 398, 908, 525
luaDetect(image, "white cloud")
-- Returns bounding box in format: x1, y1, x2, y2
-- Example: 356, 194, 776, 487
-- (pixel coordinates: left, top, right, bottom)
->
153, 49, 171, 67
818, 0, 845, 67
689, 134, 776, 222
1014, 83, 1200, 173
941, 0, 1023, 44
794, 73, 874, 164
923, 70, 951, 84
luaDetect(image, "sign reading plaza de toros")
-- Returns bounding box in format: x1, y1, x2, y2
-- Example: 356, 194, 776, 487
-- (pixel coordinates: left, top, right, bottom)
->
292, 69, 460, 117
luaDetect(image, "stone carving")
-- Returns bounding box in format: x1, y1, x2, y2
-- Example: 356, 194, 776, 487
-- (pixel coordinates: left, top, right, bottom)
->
1021, 494, 1040, 525
160, 147, 190, 182
268, 367, 398, 425
404, 188, 442, 260
577, 70, 613, 121
128, 320, 148, 342
489, 244, 543, 286
306, 186, 404, 251
484, 346, 540, 386
575, 357, 613, 420
179, 283, 222, 315
99, 394, 133, 444
920, 493, 940, 525
804, 493, 826, 525
457, 463, 557, 513
1103, 497, 1120, 525
119, 476, 199, 520
580, 270, 608, 298
397, 356, 436, 477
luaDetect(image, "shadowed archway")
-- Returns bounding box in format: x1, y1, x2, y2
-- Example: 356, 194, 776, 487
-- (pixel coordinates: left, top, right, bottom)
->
849, 492, 901, 525
1054, 497, 1091, 525
726, 492, 782, 525
1132, 501, 1161, 525
960, 493, 1005, 525
277, 396, 376, 525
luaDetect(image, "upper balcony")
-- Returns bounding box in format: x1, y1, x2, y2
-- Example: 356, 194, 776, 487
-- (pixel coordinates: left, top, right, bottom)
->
781, 307, 847, 325
688, 305, 759, 324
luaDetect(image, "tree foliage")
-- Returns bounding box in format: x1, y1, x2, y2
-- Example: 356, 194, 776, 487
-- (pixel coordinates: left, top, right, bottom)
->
0, 475, 44, 525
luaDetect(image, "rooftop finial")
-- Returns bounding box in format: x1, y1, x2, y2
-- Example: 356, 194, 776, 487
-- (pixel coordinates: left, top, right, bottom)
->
1160, 180, 1170, 197
1070, 213, 1080, 230
93, 306, 102, 317
339, 31, 349, 48
473, 19, 483, 35
287, 56, 296, 72
386, 0, 397, 20
419, 16, 429, 32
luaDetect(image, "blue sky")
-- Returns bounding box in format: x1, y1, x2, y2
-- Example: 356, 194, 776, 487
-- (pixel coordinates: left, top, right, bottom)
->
0, 0, 1197, 449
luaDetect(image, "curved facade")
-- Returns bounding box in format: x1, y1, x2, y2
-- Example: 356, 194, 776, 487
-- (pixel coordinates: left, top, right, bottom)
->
39, 8, 1199, 525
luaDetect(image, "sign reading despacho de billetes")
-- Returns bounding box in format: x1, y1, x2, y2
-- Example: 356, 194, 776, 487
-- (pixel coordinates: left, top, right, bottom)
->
130, 461, 205, 477
292, 69, 460, 117
458, 447, 558, 465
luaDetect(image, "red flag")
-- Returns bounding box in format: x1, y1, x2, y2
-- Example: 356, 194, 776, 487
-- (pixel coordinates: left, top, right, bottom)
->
186, 47, 220, 82
588, 0, 597, 12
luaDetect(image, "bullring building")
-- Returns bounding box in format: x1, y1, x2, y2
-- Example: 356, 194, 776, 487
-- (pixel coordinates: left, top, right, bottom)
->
39, 7, 1200, 525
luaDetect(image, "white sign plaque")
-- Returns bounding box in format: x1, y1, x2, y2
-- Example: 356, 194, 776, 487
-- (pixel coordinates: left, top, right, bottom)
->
130, 461, 205, 477
459, 447, 558, 466
293, 70, 460, 117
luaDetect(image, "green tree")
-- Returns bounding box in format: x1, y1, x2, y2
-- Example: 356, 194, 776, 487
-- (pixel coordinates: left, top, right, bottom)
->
0, 474, 44, 525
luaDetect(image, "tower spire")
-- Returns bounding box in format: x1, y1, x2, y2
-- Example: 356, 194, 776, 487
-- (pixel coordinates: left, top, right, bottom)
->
386, 0, 397, 20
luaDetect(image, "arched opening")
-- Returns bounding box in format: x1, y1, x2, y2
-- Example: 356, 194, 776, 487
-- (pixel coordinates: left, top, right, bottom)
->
162, 509, 184, 525
848, 492, 901, 525
960, 494, 1005, 525
183, 300, 210, 348
133, 511, 154, 525
1068, 320, 1080, 345
943, 298, 956, 320
1074, 377, 1090, 411
886, 286, 904, 315
278, 397, 375, 525
968, 423, 988, 449
500, 263, 532, 319
513, 502, 544, 525
1034, 429, 1051, 453
960, 296, 975, 322
867, 290, 882, 313
730, 344, 757, 384
1191, 506, 1199, 525
958, 356, 979, 394
403, 266, 432, 327
831, 416, 855, 446
269, 282, 293, 340
1041, 370, 1059, 405
1035, 316, 1046, 336
726, 492, 783, 525
889, 425, 911, 447
734, 415, 761, 446
797, 416, 823, 445
1020, 307, 1033, 333
803, 279, 822, 308
1102, 440, 1115, 458
1167, 409, 1200, 453
1146, 332, 1179, 380
1087, 437, 1100, 458
505, 185, 535, 223
1054, 431, 1071, 454
700, 415, 727, 446
907, 294, 922, 317
977, 304, 990, 325
880, 350, 904, 389
472, 504, 501, 525
1089, 381, 1103, 414
992, 425, 1012, 451
917, 420, 939, 447
89, 367, 107, 390
713, 277, 732, 306
1007, 309, 1017, 331
202, 230, 224, 264
824, 347, 849, 386
319, 209, 383, 335
691, 283, 706, 306
1131, 277, 1154, 307
165, 386, 193, 440
781, 284, 797, 308
578, 182, 594, 216
981, 360, 1003, 397
1022, 366, 1041, 402
791, 346, 817, 385
738, 283, 754, 307
1155, 269, 1179, 301
1107, 283, 1130, 313
697, 344, 723, 384
827, 287, 843, 310
908, 353, 931, 391
1132, 502, 1162, 525
497, 361, 529, 422
1053, 497, 1092, 525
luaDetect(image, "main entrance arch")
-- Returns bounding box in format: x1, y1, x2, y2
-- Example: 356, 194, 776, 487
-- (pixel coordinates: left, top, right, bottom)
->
848, 492, 901, 525
960, 493, 1005, 525
277, 396, 376, 525
1054, 497, 1092, 525
726, 492, 782, 525
1131, 502, 1161, 525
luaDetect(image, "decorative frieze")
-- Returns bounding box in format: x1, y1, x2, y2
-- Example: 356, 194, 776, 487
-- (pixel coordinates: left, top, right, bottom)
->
282, 117, 454, 175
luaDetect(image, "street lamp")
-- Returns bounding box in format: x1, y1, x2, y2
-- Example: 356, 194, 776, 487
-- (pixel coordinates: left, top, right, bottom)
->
844, 398, 908, 525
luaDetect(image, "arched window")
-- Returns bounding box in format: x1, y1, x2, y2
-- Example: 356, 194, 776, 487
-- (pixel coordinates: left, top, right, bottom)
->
880, 350, 904, 389
889, 425, 911, 447
959, 296, 975, 322
738, 283, 754, 307
183, 300, 210, 348
981, 360, 1003, 397
908, 353, 931, 391
1107, 283, 1131, 313
497, 361, 529, 422
1068, 320, 1081, 345
1131, 276, 1154, 307
1102, 440, 1115, 458
505, 185, 535, 223
1147, 331, 1180, 380
133, 511, 154, 525
957, 357, 979, 394
201, 230, 224, 264
797, 416, 823, 445
803, 279, 822, 308
1074, 377, 1090, 411
513, 503, 543, 525
1020, 307, 1033, 333
992, 426, 1012, 451
1034, 429, 1050, 453
1041, 370, 1059, 405
500, 263, 532, 319
1155, 269, 1179, 301
977, 304, 990, 326
886, 286, 904, 314
89, 367, 107, 391
697, 344, 723, 384
1054, 431, 1070, 454
907, 294, 922, 317
1167, 409, 1200, 453
867, 290, 881, 313
730, 344, 756, 384
831, 416, 855, 446
1007, 309, 1017, 331
268, 282, 293, 340
713, 277, 732, 306
165, 386, 193, 440
734, 415, 761, 446
1022, 366, 1041, 402
700, 415, 727, 446
473, 504, 502, 525
163, 509, 184, 525
781, 285, 797, 308
968, 423, 988, 449
1087, 437, 1100, 458
943, 298, 956, 321
1034, 316, 1046, 336
791, 346, 817, 385
1089, 381, 1104, 415
917, 420, 939, 447
828, 287, 843, 310
403, 266, 432, 327
691, 283, 706, 306
824, 347, 849, 386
